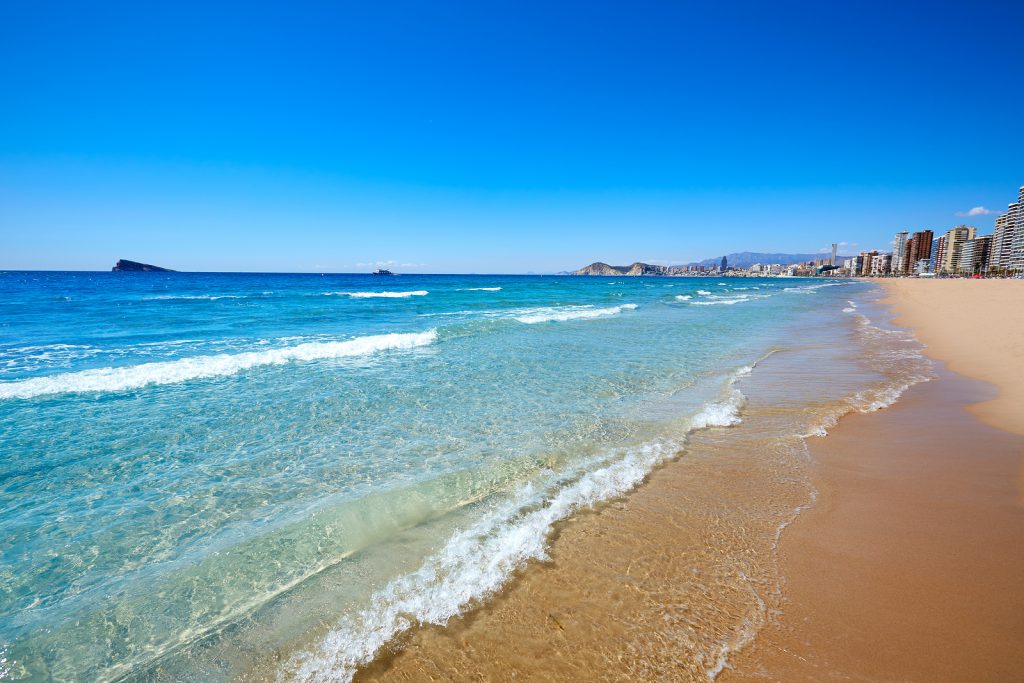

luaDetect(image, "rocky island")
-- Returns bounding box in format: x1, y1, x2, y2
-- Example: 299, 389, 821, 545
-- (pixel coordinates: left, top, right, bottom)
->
112, 259, 176, 272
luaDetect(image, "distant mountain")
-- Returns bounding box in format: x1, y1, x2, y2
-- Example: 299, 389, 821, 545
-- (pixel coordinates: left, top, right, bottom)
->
112, 259, 176, 272
572, 252, 851, 277
690, 252, 847, 268
572, 262, 690, 276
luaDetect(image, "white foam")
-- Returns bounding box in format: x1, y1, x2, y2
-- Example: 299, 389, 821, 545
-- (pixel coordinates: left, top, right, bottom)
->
697, 289, 712, 295
145, 294, 248, 301
0, 331, 438, 400
458, 287, 502, 292
329, 291, 429, 298
690, 366, 749, 429
783, 282, 850, 294
689, 298, 747, 306
280, 366, 751, 683
513, 304, 637, 324
675, 295, 692, 301
282, 438, 676, 682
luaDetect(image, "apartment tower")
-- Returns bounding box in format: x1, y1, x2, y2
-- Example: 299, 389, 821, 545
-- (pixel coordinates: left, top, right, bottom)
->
892, 231, 909, 274
938, 225, 976, 274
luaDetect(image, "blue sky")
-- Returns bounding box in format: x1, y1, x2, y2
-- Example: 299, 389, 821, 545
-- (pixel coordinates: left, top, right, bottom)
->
2, 1, 1022, 272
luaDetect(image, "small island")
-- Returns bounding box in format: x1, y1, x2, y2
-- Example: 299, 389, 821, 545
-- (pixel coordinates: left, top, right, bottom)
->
112, 259, 176, 272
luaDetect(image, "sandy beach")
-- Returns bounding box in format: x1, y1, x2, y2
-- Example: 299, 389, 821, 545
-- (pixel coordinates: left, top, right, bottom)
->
725, 279, 1024, 680
880, 279, 1024, 435
348, 279, 1024, 682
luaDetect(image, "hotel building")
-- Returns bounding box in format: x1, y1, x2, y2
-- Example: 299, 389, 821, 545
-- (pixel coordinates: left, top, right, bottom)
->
900, 230, 933, 274
957, 235, 992, 274
937, 225, 976, 274
992, 187, 1023, 273
892, 231, 909, 274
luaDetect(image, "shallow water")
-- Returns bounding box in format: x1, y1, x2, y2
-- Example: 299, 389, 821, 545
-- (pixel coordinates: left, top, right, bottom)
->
0, 273, 922, 681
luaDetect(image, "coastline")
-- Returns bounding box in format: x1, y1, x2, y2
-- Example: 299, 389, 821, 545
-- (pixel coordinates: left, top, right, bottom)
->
879, 279, 1024, 436
721, 278, 1024, 680
723, 369, 1024, 681
339, 279, 1024, 682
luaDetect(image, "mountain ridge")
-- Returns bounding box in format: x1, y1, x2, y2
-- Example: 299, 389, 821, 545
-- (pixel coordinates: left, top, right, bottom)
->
572, 252, 850, 276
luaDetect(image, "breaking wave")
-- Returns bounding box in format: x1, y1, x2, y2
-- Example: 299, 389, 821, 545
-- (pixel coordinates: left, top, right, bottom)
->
330, 291, 429, 298
0, 331, 438, 400
514, 304, 638, 324
279, 365, 751, 683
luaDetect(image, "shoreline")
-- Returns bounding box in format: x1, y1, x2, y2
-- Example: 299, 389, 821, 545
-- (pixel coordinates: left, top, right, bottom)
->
722, 279, 1024, 680
338, 279, 1024, 682
723, 368, 1024, 680
879, 278, 1024, 437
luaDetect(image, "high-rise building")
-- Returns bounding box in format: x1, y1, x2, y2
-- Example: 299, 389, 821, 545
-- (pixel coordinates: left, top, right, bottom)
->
858, 250, 878, 276
990, 212, 1015, 272
934, 235, 947, 272
892, 231, 909, 274
870, 253, 892, 276
996, 187, 1024, 273
938, 225, 976, 274
957, 235, 992, 274
720, 256, 728, 272
901, 230, 933, 274
830, 243, 837, 266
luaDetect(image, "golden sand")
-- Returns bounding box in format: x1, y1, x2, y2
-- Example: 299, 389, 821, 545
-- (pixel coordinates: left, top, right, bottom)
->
880, 278, 1024, 435
723, 371, 1024, 681
343, 279, 1024, 681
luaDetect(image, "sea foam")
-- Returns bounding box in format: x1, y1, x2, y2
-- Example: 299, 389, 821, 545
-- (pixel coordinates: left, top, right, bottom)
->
280, 365, 751, 683
331, 291, 429, 298
0, 331, 438, 400
513, 304, 637, 324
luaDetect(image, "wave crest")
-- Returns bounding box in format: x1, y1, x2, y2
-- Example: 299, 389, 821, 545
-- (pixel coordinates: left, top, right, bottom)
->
514, 304, 637, 324
329, 291, 429, 298
0, 331, 438, 400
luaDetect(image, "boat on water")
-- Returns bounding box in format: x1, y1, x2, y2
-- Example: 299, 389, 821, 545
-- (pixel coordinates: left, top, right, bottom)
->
372, 269, 395, 275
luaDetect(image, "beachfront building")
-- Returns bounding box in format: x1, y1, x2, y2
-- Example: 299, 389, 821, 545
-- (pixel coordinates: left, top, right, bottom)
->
899, 230, 933, 274
856, 251, 872, 276
957, 235, 992, 275
892, 231, 909, 274
870, 253, 892, 276
992, 186, 1023, 273
990, 211, 1016, 273
937, 225, 976, 274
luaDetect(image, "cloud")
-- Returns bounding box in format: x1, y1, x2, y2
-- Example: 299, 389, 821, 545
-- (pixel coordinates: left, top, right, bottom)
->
818, 241, 856, 253
955, 206, 998, 217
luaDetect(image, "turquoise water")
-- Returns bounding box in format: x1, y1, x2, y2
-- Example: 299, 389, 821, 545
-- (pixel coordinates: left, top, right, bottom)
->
0, 272, 871, 681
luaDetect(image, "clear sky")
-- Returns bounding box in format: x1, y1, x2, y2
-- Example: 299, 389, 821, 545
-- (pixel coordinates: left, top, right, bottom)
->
2, 1, 1022, 272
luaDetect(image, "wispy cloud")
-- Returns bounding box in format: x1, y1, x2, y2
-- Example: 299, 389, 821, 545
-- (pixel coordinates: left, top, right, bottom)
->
355, 260, 398, 268
955, 206, 998, 217
818, 241, 856, 253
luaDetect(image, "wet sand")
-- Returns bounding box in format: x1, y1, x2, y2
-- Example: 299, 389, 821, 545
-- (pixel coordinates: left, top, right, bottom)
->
724, 371, 1024, 681
724, 281, 1024, 681
880, 278, 1024, 435
343, 281, 1024, 682
354, 421, 811, 682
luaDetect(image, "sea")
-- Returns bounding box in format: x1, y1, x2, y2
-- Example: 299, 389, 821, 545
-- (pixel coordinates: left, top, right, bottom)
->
0, 272, 932, 681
